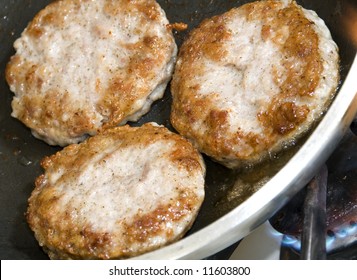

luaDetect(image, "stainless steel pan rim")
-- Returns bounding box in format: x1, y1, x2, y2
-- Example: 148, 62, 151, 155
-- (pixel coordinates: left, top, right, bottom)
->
134, 54, 357, 260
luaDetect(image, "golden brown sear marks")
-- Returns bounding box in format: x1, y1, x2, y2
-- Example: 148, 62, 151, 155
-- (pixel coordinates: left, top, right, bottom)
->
6, 0, 177, 146
171, 0, 339, 168
27, 123, 205, 259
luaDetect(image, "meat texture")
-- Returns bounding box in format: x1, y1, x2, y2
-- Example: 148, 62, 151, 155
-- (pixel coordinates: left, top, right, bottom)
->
6, 0, 177, 146
27, 123, 206, 259
171, 0, 339, 168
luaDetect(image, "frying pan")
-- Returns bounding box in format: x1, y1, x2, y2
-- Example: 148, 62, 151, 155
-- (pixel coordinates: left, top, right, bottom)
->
0, 0, 356, 260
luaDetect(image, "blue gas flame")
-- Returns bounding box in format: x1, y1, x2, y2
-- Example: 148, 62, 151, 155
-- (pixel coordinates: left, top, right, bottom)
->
280, 221, 357, 252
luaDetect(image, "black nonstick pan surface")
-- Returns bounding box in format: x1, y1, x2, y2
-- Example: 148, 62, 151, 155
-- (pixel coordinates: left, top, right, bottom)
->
0, 0, 356, 259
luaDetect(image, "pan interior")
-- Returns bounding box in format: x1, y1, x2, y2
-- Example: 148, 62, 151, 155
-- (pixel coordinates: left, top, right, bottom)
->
0, 0, 355, 259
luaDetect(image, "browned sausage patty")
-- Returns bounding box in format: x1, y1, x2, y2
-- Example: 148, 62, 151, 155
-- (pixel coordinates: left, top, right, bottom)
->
27, 123, 205, 259
6, 0, 177, 146
171, 0, 339, 168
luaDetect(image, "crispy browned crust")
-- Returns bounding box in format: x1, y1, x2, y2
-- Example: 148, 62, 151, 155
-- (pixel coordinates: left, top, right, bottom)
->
171, 0, 338, 168
27, 123, 205, 259
39, 123, 204, 175
6, 0, 176, 145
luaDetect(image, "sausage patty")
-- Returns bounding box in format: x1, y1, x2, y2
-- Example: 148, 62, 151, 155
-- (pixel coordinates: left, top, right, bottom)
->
6, 0, 177, 146
171, 0, 339, 168
27, 123, 205, 259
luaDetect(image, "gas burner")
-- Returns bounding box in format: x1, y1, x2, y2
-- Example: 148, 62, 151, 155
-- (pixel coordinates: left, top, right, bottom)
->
269, 126, 357, 259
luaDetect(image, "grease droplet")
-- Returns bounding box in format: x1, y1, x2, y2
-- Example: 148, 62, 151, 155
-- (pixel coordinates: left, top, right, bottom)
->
18, 156, 33, 167
13, 148, 21, 156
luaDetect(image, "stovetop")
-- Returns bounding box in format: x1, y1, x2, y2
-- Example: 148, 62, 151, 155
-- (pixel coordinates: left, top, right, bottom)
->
215, 121, 357, 260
